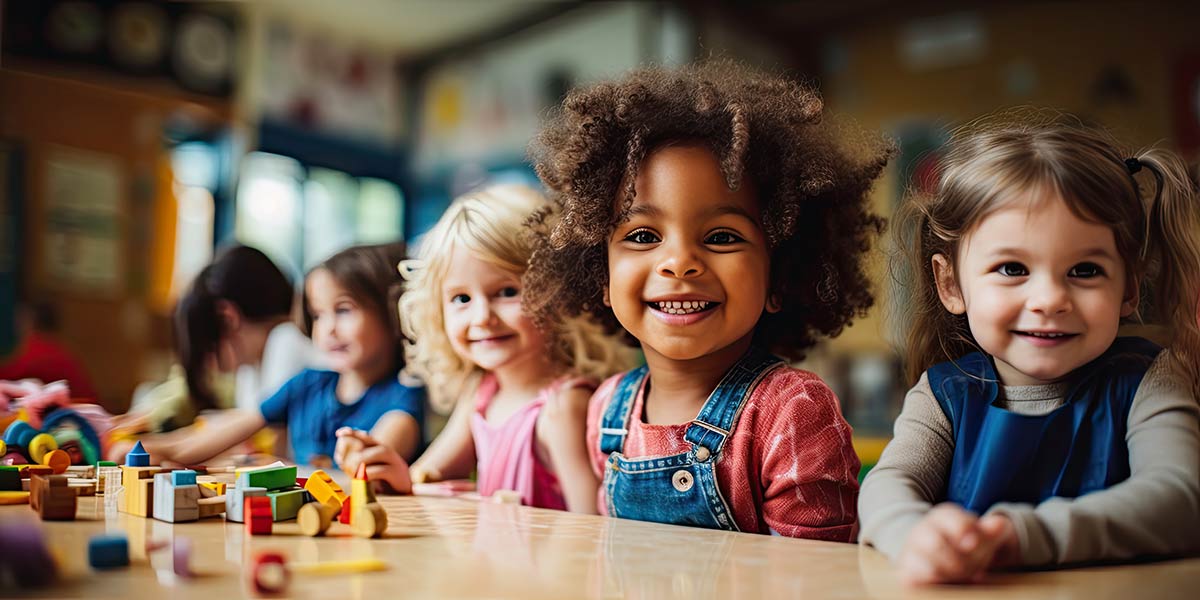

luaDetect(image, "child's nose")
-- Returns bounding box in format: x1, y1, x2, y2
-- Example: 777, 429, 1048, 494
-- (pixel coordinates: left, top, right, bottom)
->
469, 298, 496, 326
656, 241, 705, 279
1028, 277, 1072, 315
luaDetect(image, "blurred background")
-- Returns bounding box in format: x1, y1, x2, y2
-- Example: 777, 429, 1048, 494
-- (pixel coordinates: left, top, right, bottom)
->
2, 0, 1197, 446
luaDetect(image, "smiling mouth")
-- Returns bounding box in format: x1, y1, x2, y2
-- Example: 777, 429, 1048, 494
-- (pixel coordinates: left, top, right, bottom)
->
1014, 331, 1078, 340
471, 334, 515, 343
648, 300, 719, 315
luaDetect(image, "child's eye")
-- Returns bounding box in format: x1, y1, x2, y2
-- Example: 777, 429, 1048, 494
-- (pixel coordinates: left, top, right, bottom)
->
450, 293, 470, 305
1069, 262, 1105, 278
996, 262, 1028, 277
623, 229, 660, 244
705, 231, 743, 245
497, 286, 520, 298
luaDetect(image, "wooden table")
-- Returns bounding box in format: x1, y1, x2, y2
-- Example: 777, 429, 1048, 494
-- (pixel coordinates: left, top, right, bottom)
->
4, 495, 1199, 598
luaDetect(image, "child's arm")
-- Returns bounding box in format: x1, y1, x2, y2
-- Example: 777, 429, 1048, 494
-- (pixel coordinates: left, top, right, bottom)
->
408, 384, 478, 483
138, 409, 267, 466
986, 353, 1200, 565
537, 383, 598, 514
759, 375, 861, 541
858, 372, 955, 558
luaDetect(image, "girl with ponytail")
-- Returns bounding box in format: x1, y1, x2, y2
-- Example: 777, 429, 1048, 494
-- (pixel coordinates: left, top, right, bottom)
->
860, 114, 1200, 583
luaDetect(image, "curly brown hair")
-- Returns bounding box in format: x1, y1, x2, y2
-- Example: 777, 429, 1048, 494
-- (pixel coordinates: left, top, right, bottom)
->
524, 61, 895, 360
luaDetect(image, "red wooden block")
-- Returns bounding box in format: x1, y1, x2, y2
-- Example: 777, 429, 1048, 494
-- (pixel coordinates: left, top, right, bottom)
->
244, 496, 273, 536
338, 495, 352, 525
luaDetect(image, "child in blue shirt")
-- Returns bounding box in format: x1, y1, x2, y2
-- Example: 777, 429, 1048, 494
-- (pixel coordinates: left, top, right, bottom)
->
140, 243, 423, 468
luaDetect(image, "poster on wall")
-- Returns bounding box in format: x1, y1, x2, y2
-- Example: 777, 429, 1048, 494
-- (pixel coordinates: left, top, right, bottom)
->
43, 147, 125, 296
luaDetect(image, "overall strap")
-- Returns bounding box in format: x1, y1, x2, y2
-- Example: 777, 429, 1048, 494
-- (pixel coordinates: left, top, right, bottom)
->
598, 366, 648, 455
685, 346, 783, 455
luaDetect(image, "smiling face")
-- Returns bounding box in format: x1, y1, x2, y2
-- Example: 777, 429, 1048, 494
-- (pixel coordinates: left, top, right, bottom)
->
305, 268, 393, 376
605, 143, 774, 364
933, 191, 1137, 386
440, 244, 548, 373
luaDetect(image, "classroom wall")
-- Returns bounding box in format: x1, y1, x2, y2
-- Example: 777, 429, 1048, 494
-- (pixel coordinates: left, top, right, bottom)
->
0, 64, 231, 411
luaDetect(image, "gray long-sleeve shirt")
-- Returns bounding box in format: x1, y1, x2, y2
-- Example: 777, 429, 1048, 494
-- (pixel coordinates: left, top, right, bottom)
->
859, 352, 1200, 566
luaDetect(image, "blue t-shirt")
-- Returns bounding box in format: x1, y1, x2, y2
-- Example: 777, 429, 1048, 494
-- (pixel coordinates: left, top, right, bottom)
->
259, 368, 424, 467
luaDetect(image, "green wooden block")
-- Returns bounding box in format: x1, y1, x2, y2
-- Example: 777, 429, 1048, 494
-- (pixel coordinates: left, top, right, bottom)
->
0, 466, 20, 491
238, 466, 297, 492
267, 488, 306, 522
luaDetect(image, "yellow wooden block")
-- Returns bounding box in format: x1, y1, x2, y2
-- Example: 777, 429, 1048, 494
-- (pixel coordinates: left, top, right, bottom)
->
297, 500, 338, 537
198, 481, 225, 497
119, 466, 161, 515
0, 490, 31, 505
303, 470, 346, 508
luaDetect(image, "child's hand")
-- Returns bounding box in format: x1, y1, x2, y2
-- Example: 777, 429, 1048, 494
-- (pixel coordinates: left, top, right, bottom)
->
898, 503, 1014, 585
334, 427, 413, 494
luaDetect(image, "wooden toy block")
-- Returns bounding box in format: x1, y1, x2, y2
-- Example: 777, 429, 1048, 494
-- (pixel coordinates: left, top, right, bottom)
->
69, 479, 98, 496
225, 486, 267, 523
66, 465, 95, 478
198, 481, 225, 497
302, 469, 346, 508
124, 441, 150, 467
339, 495, 353, 524
0, 465, 19, 491
250, 551, 289, 595
245, 496, 273, 535
491, 489, 522, 505
351, 502, 387, 538
237, 465, 297, 492
0, 490, 30, 504
267, 488, 305, 521
0, 439, 5, 455
27, 433, 58, 464
118, 466, 161, 515
18, 465, 53, 478
171, 470, 197, 486
31, 474, 76, 520
349, 463, 377, 526
88, 535, 129, 569
297, 500, 338, 536
198, 496, 225, 519
152, 473, 200, 523
41, 449, 70, 474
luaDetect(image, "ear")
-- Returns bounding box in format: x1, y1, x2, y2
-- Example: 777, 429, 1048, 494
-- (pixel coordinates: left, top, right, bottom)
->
602, 285, 611, 307
931, 254, 966, 315
765, 292, 782, 314
1120, 276, 1139, 318
214, 299, 242, 332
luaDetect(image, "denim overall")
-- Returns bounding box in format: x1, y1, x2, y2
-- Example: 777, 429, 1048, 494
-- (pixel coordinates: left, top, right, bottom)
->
598, 346, 782, 531
929, 336, 1161, 515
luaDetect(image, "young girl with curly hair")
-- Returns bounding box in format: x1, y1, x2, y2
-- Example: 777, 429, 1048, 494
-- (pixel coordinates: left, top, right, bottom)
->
522, 61, 893, 539
338, 185, 632, 510
859, 116, 1200, 584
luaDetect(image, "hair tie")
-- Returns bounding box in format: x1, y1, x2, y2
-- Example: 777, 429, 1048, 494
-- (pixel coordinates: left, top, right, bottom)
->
1125, 157, 1142, 174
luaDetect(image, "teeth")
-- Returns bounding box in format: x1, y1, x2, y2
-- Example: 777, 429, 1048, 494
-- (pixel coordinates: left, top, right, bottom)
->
1027, 332, 1067, 338
654, 300, 712, 314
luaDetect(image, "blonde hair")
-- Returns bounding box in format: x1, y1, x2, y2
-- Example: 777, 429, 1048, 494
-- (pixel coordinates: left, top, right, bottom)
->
399, 184, 634, 412
893, 112, 1200, 397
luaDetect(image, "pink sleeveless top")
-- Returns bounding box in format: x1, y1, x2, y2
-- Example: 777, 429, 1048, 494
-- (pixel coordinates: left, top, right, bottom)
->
470, 374, 594, 510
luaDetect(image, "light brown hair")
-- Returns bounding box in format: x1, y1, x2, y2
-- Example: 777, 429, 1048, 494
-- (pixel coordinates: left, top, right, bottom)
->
893, 112, 1200, 396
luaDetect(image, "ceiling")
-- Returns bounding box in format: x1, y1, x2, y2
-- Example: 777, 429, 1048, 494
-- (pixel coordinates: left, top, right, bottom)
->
249, 0, 571, 57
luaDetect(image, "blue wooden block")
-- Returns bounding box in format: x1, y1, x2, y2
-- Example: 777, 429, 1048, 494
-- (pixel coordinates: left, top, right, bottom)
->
171, 470, 197, 486
88, 535, 129, 569
124, 441, 150, 467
